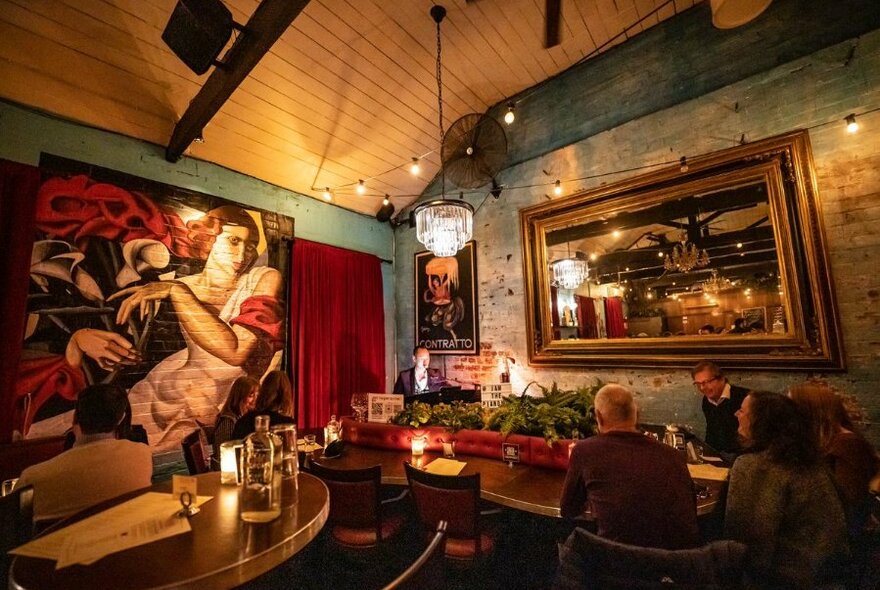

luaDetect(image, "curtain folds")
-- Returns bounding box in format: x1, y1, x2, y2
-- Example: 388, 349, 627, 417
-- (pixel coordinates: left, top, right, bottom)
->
289, 239, 385, 429
0, 160, 41, 442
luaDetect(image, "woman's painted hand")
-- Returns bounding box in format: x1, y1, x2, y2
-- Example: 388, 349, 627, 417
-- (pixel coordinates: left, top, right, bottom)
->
66, 329, 141, 370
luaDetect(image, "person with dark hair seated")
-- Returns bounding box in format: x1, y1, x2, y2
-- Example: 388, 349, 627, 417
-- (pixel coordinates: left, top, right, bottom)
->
725, 391, 848, 587
232, 370, 295, 439
213, 376, 259, 462
16, 384, 153, 523
560, 384, 700, 550
392, 346, 448, 399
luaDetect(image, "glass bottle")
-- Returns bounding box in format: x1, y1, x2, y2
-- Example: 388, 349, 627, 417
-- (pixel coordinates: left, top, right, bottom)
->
324, 414, 340, 446
239, 415, 280, 523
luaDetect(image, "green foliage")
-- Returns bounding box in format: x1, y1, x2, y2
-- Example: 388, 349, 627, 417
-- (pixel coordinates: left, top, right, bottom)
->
390, 380, 602, 445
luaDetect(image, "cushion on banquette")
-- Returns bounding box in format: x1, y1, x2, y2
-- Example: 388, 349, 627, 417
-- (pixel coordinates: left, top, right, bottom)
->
340, 418, 571, 470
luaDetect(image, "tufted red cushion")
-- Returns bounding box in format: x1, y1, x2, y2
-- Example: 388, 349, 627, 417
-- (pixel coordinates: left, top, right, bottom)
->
331, 513, 405, 547
529, 437, 573, 470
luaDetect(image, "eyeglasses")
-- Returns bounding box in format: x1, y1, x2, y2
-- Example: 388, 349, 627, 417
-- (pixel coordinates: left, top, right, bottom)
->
693, 376, 720, 388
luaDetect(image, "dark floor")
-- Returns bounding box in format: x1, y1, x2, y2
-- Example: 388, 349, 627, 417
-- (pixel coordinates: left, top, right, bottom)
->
238, 494, 565, 590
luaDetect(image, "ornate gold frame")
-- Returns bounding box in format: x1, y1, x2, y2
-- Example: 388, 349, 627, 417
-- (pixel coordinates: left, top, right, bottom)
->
520, 131, 844, 369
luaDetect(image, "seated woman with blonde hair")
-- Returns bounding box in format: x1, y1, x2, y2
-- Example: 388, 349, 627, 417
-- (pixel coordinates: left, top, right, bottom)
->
212, 376, 259, 465
789, 381, 878, 536
231, 370, 294, 439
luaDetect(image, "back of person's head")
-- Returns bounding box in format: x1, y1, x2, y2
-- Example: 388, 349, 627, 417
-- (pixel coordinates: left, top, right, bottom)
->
256, 371, 293, 416
222, 376, 259, 416
746, 390, 818, 468
691, 360, 722, 379
594, 384, 637, 429
75, 384, 128, 435
788, 381, 855, 453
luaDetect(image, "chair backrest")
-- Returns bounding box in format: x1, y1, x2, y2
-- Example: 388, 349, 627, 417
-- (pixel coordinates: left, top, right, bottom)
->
182, 429, 211, 475
382, 521, 447, 590
309, 462, 382, 536
553, 527, 747, 590
404, 462, 481, 547
1, 485, 34, 580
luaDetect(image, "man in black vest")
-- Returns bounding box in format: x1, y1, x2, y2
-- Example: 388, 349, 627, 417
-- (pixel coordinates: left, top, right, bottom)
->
691, 360, 749, 456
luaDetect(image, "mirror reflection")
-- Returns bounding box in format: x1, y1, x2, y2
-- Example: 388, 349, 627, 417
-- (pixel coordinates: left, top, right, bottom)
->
546, 179, 787, 341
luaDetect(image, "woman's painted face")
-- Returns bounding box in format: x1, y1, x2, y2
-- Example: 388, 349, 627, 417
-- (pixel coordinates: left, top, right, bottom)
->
208, 225, 257, 276
735, 394, 754, 443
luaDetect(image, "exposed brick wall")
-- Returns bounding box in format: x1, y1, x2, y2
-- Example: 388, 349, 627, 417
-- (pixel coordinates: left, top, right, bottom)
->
395, 21, 880, 442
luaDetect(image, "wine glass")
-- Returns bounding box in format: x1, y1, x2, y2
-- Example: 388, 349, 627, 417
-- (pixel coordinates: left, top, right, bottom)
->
350, 392, 369, 422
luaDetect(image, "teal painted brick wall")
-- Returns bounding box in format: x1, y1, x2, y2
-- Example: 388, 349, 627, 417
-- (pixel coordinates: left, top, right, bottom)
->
395, 22, 880, 441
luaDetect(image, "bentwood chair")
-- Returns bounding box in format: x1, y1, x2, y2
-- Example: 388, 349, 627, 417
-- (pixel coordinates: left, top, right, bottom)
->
309, 462, 406, 549
181, 428, 211, 475
403, 462, 496, 563
381, 521, 447, 590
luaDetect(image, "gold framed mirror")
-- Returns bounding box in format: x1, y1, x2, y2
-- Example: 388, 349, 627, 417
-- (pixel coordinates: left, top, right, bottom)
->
520, 131, 844, 369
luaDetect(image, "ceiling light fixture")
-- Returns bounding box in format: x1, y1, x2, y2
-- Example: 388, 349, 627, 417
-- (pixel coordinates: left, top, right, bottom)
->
701, 269, 731, 295
663, 231, 710, 273
550, 244, 589, 290
322, 187, 332, 201
554, 180, 562, 195
356, 179, 366, 194
413, 5, 473, 258
410, 157, 421, 175
504, 103, 515, 125
845, 113, 859, 134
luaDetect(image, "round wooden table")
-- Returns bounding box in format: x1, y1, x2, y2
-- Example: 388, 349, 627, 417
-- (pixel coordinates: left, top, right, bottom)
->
9, 472, 329, 590
310, 445, 723, 518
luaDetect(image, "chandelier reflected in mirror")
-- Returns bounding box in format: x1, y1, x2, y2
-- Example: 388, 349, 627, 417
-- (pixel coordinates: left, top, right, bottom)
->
550, 245, 589, 290
701, 269, 732, 295
663, 231, 709, 273
413, 5, 473, 258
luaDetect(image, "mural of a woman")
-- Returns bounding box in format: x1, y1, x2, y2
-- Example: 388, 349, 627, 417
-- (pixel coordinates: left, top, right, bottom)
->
65, 206, 283, 451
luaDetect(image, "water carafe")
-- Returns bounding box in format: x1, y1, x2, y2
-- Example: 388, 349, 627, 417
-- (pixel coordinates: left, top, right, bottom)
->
240, 415, 281, 523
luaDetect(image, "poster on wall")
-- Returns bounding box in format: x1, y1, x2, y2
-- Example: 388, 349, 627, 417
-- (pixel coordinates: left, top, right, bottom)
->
414, 241, 479, 355
13, 154, 294, 452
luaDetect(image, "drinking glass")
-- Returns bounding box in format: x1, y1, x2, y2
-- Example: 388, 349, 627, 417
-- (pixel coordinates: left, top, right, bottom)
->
350, 393, 369, 422
271, 424, 298, 477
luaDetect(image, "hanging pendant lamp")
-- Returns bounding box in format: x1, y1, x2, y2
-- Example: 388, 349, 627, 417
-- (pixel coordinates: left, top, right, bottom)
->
414, 5, 474, 258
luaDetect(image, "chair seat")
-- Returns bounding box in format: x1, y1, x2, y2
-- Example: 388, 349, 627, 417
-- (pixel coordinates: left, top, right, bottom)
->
332, 513, 405, 547
444, 532, 495, 560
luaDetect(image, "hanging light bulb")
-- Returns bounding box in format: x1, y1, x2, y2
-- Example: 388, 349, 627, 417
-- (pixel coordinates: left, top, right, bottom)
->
410, 157, 421, 175
413, 5, 474, 258
356, 179, 366, 194
504, 103, 515, 125
382, 195, 390, 206
322, 187, 332, 201
553, 180, 562, 195
845, 114, 859, 134
679, 156, 689, 173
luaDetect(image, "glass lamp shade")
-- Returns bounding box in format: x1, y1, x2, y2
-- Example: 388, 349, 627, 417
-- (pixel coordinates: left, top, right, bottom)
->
414, 199, 474, 257
550, 257, 589, 290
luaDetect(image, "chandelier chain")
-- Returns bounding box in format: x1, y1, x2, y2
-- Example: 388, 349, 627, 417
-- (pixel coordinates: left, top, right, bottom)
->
435, 13, 446, 201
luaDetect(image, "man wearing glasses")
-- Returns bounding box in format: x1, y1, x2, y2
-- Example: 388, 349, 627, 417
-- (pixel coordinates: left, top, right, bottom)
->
691, 360, 748, 456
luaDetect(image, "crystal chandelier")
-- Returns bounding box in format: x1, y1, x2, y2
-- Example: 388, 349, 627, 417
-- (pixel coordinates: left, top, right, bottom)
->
701, 269, 731, 295
550, 245, 589, 290
413, 5, 473, 258
663, 232, 709, 273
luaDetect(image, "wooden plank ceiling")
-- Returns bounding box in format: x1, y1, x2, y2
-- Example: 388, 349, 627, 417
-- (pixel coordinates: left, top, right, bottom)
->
0, 0, 697, 217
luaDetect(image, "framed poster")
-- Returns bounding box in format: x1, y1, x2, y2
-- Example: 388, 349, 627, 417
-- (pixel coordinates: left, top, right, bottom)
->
414, 241, 479, 355
741, 307, 767, 331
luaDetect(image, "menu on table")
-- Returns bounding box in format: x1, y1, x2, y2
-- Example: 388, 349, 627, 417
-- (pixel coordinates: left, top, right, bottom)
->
687, 463, 730, 481
424, 458, 467, 476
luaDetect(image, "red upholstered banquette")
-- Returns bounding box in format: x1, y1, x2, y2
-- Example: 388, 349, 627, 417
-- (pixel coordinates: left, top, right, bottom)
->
339, 418, 572, 471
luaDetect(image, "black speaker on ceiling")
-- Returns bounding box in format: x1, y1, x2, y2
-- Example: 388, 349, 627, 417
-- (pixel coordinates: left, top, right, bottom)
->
162, 0, 234, 75
376, 202, 395, 223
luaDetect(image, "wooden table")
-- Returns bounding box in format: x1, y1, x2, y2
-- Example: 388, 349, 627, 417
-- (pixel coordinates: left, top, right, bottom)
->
311, 445, 723, 518
9, 472, 329, 590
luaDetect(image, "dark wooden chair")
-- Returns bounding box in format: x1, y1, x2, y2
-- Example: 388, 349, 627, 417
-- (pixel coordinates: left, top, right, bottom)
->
181, 428, 211, 475
403, 462, 495, 562
381, 521, 447, 590
309, 462, 405, 548
1, 485, 34, 581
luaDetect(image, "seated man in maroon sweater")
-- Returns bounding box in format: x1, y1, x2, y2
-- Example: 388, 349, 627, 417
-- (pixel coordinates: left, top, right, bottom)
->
560, 384, 700, 549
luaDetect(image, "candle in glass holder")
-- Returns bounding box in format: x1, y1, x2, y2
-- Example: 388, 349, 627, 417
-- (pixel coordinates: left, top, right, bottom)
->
411, 434, 427, 456
220, 440, 242, 485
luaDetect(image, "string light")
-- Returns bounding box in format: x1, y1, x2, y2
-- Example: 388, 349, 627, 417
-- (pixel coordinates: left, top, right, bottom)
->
845, 113, 859, 134
554, 180, 562, 195
504, 103, 515, 125
356, 179, 366, 194
322, 187, 332, 201
410, 157, 421, 175
382, 195, 390, 206
679, 156, 688, 173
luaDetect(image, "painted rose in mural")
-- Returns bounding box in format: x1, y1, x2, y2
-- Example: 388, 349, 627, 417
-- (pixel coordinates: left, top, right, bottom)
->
17, 167, 286, 453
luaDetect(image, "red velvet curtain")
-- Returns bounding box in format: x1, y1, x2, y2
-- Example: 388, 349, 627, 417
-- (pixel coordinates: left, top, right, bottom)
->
0, 160, 41, 442
289, 239, 386, 429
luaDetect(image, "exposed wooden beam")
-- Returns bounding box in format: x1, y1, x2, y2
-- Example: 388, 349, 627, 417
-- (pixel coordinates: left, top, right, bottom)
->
165, 0, 311, 162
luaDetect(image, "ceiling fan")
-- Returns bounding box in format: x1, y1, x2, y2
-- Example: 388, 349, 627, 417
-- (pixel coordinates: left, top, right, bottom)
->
465, 0, 562, 48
